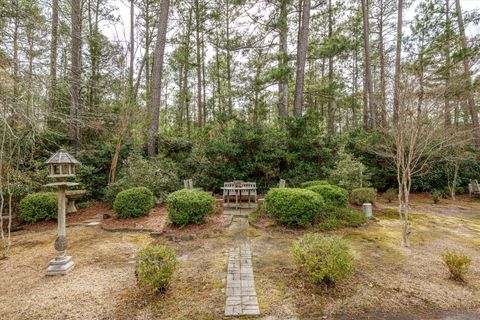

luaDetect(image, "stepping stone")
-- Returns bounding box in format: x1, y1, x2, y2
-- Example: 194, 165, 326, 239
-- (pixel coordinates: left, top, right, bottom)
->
225, 243, 260, 316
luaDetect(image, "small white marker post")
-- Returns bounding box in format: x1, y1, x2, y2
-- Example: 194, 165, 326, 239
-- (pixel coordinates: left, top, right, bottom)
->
362, 203, 373, 220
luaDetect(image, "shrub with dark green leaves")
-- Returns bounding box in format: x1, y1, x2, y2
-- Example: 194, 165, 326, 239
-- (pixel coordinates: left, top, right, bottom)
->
291, 233, 354, 285
300, 180, 330, 188
265, 188, 325, 227
104, 155, 181, 206
383, 188, 397, 203
350, 188, 377, 205
306, 184, 349, 208
165, 189, 216, 226
136, 244, 177, 292
442, 251, 471, 282
431, 190, 442, 204
19, 192, 57, 223
114, 187, 154, 219
317, 208, 366, 231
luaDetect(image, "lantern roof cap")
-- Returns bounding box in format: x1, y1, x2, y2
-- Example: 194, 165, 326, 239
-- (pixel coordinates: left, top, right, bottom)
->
45, 149, 79, 165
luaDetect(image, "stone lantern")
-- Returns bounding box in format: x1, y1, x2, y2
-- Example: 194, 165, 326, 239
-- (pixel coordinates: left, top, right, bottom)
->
44, 149, 80, 275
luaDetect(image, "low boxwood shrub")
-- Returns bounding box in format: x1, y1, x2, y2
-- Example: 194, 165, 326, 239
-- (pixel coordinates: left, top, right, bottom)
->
19, 192, 57, 223
291, 233, 354, 285
165, 189, 216, 226
306, 184, 349, 208
114, 187, 154, 219
430, 190, 442, 204
442, 250, 471, 282
136, 244, 177, 292
300, 180, 330, 188
350, 188, 377, 205
265, 188, 325, 227
317, 208, 366, 231
383, 188, 397, 203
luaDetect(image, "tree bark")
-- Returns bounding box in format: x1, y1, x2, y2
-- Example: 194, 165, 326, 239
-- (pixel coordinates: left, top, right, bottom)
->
277, 0, 289, 119
129, 0, 135, 99
195, 0, 203, 127
293, 0, 311, 118
361, 0, 375, 128
454, 0, 480, 148
147, 0, 170, 156
48, 0, 59, 116
70, 0, 83, 154
226, 0, 233, 116
378, 0, 387, 127
444, 0, 451, 127
392, 0, 403, 124
327, 0, 334, 135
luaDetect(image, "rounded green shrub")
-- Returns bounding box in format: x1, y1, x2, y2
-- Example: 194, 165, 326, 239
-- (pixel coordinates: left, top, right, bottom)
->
265, 188, 325, 226
136, 244, 177, 292
317, 208, 366, 231
383, 188, 397, 203
19, 192, 57, 223
350, 187, 377, 205
165, 189, 216, 226
114, 187, 154, 219
291, 233, 354, 285
430, 190, 442, 204
300, 180, 330, 188
306, 184, 348, 208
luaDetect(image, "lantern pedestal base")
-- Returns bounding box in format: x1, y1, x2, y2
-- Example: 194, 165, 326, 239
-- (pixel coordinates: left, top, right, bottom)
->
46, 256, 75, 276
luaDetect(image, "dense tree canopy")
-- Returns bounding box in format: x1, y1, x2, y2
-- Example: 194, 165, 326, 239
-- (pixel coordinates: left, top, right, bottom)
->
0, 0, 479, 212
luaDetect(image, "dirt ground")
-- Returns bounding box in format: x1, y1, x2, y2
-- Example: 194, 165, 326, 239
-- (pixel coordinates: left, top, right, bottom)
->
1, 194, 480, 319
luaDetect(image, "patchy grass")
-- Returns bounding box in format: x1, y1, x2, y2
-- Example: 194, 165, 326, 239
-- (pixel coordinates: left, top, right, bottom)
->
1, 194, 480, 319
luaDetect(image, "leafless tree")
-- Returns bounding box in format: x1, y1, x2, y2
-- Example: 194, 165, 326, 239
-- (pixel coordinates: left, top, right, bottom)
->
373, 79, 465, 247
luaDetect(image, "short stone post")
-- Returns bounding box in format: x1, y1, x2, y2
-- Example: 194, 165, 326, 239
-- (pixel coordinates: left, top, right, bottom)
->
362, 203, 373, 219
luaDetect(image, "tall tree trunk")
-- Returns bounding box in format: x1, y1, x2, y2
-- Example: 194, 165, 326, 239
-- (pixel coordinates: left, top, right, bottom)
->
147, 0, 170, 156
277, 0, 289, 119
145, 0, 151, 112
363, 69, 369, 129
392, 0, 403, 124
352, 46, 358, 128
129, 0, 135, 99
182, 8, 193, 137
201, 31, 207, 124
226, 0, 233, 116
70, 0, 83, 154
195, 0, 203, 127
361, 0, 375, 128
293, 0, 311, 118
49, 0, 59, 116
12, 0, 19, 122
444, 0, 451, 127
327, 0, 334, 136
454, 0, 480, 148
378, 1, 387, 126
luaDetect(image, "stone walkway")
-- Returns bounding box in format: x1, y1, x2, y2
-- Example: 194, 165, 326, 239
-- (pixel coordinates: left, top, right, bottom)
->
223, 207, 254, 217
225, 242, 260, 316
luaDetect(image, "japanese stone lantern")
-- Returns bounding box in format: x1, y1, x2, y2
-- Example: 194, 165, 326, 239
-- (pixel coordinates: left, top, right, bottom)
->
44, 149, 80, 275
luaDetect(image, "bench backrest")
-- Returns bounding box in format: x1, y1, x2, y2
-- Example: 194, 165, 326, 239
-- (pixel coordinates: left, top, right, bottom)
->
184, 179, 193, 189
471, 180, 480, 193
